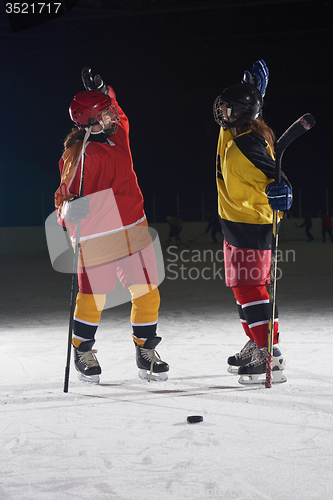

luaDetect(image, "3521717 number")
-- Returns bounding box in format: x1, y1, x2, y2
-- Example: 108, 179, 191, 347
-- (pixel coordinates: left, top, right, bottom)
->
5, 3, 62, 14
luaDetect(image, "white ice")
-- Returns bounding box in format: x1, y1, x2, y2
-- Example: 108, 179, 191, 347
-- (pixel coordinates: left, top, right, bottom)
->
1, 240, 332, 500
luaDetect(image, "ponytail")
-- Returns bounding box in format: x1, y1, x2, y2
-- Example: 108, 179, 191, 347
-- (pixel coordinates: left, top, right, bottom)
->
234, 119, 276, 157
63, 128, 85, 150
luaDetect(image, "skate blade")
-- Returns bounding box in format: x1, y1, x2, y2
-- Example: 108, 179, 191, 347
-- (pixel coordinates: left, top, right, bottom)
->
78, 372, 100, 384
138, 369, 168, 382
238, 370, 287, 385
227, 365, 239, 374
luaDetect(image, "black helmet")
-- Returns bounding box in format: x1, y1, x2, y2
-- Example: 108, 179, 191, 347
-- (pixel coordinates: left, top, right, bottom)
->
213, 83, 263, 129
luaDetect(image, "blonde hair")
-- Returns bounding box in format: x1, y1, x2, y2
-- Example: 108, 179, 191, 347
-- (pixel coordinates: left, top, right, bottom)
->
63, 127, 85, 150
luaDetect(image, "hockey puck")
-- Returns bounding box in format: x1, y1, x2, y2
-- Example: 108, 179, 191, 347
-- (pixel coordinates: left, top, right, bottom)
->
187, 415, 203, 424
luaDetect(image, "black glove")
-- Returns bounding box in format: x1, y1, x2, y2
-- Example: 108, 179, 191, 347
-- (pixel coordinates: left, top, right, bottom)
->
81, 66, 108, 95
63, 196, 90, 223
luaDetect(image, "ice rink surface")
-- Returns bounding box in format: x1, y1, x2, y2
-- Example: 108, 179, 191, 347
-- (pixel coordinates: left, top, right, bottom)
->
1, 240, 332, 500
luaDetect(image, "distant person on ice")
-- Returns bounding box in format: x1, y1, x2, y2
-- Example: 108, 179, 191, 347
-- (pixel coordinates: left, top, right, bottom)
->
166, 214, 183, 247
55, 67, 169, 384
205, 212, 223, 243
321, 212, 332, 243
299, 212, 314, 241
213, 59, 292, 384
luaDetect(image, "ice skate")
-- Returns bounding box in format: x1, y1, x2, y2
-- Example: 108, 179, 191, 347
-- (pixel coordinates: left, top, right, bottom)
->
238, 345, 287, 385
135, 336, 169, 382
73, 339, 101, 384
227, 340, 258, 373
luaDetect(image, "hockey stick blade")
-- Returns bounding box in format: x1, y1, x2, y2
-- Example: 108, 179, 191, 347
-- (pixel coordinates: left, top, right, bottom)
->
275, 113, 316, 158
274, 113, 315, 186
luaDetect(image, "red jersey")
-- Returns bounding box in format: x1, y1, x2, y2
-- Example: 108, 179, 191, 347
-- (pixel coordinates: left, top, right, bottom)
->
322, 215, 332, 229
55, 87, 145, 243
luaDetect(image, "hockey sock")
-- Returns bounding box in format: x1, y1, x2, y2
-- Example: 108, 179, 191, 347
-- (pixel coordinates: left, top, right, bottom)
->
232, 285, 279, 348
73, 292, 106, 347
236, 301, 254, 341
129, 285, 160, 345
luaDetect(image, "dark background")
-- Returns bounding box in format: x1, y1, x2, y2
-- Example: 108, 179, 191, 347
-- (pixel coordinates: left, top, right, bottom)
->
0, 0, 331, 225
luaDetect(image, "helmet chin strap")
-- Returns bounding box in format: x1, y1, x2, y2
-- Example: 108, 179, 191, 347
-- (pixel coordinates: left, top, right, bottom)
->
88, 128, 104, 135
85, 123, 112, 136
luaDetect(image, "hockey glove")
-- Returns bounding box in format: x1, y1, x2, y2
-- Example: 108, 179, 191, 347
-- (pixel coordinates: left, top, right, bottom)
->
81, 66, 108, 95
242, 59, 269, 97
266, 181, 293, 212
63, 196, 90, 223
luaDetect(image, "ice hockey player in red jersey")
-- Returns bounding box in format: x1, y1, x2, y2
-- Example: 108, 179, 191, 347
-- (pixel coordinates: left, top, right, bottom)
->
213, 60, 292, 384
55, 67, 169, 383
321, 212, 333, 243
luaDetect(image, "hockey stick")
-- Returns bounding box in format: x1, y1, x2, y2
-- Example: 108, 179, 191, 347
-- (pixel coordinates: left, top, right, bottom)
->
64, 127, 92, 393
265, 113, 315, 388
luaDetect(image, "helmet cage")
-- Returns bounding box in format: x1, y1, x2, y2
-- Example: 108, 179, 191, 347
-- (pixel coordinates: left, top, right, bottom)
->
213, 84, 262, 129
95, 102, 120, 136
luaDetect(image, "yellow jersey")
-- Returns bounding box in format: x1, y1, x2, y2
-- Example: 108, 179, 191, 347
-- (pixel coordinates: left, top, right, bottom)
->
216, 128, 286, 250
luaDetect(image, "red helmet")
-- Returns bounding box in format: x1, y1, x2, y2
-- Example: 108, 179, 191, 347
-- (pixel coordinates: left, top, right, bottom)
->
69, 90, 112, 128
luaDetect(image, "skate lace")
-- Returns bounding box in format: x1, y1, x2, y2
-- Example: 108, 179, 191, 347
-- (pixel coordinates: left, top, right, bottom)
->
250, 347, 267, 367
140, 347, 163, 383
239, 340, 256, 358
78, 349, 99, 368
